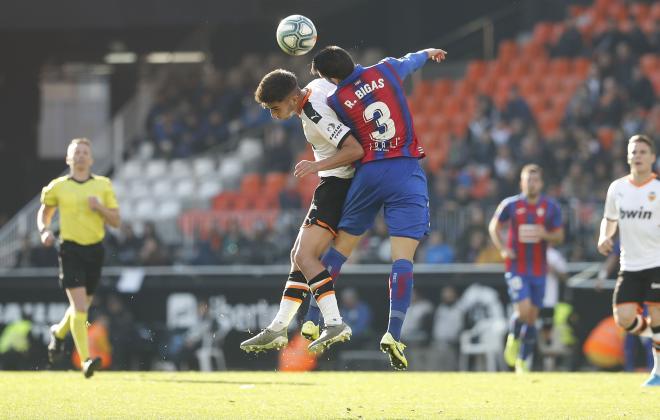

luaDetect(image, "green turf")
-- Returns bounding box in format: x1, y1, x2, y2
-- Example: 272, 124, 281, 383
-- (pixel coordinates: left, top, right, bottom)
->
1, 371, 657, 419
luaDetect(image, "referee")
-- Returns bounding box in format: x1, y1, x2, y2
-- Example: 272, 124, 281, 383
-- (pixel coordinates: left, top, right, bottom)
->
37, 138, 120, 378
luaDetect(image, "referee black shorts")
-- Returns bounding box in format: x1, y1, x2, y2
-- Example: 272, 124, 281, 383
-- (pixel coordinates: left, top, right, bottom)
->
58, 240, 105, 295
613, 266, 660, 308
303, 176, 352, 237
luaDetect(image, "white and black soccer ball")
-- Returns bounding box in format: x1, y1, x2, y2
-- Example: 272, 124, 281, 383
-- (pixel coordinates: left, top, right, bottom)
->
276, 15, 317, 56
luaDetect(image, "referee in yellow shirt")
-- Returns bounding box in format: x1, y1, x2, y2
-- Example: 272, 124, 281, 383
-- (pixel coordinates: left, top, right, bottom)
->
37, 138, 120, 378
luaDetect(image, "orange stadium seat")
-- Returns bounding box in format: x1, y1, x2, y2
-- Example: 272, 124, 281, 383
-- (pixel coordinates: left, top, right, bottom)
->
532, 22, 553, 45
518, 76, 541, 97
508, 59, 530, 81
240, 173, 262, 195
432, 79, 454, 97
466, 61, 487, 82
597, 127, 616, 150
498, 40, 518, 62
476, 77, 497, 96
573, 58, 591, 78
630, 3, 649, 20
653, 2, 660, 20
549, 58, 571, 76
521, 41, 546, 60
640, 55, 657, 78
212, 191, 238, 210
264, 172, 288, 194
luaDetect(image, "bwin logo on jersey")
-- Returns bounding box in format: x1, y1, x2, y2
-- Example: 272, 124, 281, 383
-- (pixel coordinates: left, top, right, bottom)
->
620, 207, 652, 220
649, 191, 656, 202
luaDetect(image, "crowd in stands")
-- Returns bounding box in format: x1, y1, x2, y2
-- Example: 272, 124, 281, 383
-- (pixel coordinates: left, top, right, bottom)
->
10, 0, 660, 269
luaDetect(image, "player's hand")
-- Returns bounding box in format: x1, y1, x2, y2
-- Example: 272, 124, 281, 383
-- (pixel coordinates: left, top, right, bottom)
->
40, 230, 55, 247
88, 196, 101, 211
294, 160, 319, 178
500, 248, 516, 260
424, 48, 447, 62
597, 237, 614, 256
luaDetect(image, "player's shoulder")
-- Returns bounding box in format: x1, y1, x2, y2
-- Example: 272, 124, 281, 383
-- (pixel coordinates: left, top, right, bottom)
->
542, 195, 561, 209
45, 175, 70, 189
306, 78, 336, 98
92, 174, 113, 186
608, 175, 629, 190
499, 194, 521, 207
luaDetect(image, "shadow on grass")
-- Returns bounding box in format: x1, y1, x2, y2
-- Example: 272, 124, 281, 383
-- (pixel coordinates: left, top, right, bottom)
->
135, 378, 315, 386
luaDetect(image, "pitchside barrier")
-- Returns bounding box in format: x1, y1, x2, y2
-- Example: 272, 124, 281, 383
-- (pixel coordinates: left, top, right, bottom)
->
0, 263, 614, 370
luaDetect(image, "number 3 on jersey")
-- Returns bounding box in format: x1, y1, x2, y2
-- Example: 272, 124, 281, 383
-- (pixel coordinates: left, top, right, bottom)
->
363, 101, 396, 141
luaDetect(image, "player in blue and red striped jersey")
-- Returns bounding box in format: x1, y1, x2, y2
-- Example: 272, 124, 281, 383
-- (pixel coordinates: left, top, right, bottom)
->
302, 45, 446, 370
488, 164, 564, 373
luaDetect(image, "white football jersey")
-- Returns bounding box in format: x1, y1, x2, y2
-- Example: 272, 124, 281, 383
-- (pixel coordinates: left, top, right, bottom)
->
299, 78, 354, 179
604, 175, 660, 271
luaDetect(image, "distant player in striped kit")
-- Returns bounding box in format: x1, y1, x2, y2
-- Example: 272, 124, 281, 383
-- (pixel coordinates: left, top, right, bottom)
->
597, 134, 660, 387
488, 164, 564, 373
307, 45, 447, 370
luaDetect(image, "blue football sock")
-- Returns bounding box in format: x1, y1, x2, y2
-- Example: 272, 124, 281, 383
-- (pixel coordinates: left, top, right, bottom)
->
519, 323, 537, 361
387, 259, 414, 341
510, 315, 523, 339
303, 247, 347, 324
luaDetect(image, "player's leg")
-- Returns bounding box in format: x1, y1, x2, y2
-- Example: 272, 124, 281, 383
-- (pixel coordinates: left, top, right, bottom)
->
515, 277, 545, 373
612, 271, 650, 336
642, 267, 660, 386
241, 235, 307, 352
77, 243, 104, 377
379, 159, 429, 370
302, 237, 355, 329
48, 306, 72, 363
295, 224, 353, 353
504, 274, 532, 371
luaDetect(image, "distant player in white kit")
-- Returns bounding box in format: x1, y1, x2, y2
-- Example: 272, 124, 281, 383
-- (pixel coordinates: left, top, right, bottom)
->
240, 70, 364, 354
597, 134, 660, 387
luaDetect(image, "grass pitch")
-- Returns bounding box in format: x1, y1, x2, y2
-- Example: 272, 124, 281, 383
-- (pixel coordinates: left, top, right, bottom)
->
1, 371, 657, 419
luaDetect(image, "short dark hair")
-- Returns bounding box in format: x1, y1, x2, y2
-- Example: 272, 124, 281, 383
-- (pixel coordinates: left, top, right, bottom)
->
628, 134, 656, 154
254, 69, 298, 104
311, 46, 355, 81
521, 163, 543, 179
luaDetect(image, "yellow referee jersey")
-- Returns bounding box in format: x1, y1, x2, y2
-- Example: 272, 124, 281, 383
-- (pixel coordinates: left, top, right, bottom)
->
40, 174, 119, 245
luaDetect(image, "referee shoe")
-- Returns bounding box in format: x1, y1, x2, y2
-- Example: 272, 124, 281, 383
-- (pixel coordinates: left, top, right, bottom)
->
47, 325, 65, 364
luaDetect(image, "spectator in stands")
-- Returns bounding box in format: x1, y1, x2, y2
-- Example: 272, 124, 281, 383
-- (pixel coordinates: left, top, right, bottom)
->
553, 16, 584, 58
595, 77, 624, 127
429, 286, 463, 370
623, 16, 650, 56
14, 236, 34, 268
593, 18, 627, 55
650, 19, 660, 54
106, 294, 138, 370
262, 125, 294, 173
338, 288, 372, 346
190, 226, 223, 265
613, 42, 636, 87
114, 223, 143, 266
629, 66, 656, 110
220, 219, 251, 264
401, 289, 434, 370
139, 222, 170, 266
200, 110, 230, 149
278, 175, 303, 210
422, 231, 455, 264
0, 312, 33, 370
502, 86, 534, 126
152, 112, 182, 158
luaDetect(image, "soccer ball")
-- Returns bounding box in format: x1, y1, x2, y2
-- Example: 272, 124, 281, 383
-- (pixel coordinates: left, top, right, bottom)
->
276, 15, 317, 56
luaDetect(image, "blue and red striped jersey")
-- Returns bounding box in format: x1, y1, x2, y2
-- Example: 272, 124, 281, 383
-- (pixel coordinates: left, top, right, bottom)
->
495, 194, 563, 276
326, 51, 428, 164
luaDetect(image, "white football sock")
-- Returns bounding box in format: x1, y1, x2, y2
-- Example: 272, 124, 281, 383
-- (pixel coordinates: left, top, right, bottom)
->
268, 298, 302, 332
316, 292, 342, 326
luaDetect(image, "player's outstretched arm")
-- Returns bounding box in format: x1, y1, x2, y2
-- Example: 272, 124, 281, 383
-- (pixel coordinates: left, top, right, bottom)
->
420, 48, 447, 62
294, 135, 364, 178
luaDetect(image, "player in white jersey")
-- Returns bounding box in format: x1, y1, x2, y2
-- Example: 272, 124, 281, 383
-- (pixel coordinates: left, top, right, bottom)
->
597, 134, 660, 386
241, 70, 364, 354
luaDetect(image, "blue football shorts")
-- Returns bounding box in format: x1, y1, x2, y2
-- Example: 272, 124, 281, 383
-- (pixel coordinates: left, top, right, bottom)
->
338, 157, 430, 240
